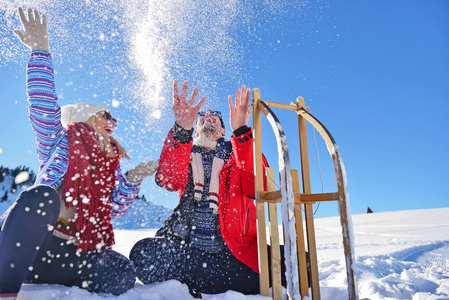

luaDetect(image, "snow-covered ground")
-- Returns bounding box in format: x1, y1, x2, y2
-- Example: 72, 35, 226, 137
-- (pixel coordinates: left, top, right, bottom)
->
13, 207, 449, 300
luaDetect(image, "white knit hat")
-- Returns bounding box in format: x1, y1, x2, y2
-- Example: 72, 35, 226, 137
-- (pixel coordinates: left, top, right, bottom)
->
61, 103, 109, 129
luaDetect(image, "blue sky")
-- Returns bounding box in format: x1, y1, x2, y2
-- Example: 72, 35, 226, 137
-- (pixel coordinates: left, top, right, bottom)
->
0, 0, 448, 219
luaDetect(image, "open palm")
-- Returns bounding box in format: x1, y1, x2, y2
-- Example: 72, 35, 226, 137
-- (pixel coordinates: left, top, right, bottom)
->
14, 7, 49, 52
172, 80, 206, 130
228, 84, 251, 132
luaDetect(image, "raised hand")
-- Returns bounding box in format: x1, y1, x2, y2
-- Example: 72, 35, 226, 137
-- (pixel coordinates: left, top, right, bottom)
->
14, 7, 50, 52
126, 160, 160, 183
228, 84, 251, 132
172, 80, 206, 130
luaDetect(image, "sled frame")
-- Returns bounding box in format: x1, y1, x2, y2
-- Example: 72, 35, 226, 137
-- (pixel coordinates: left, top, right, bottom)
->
252, 88, 358, 300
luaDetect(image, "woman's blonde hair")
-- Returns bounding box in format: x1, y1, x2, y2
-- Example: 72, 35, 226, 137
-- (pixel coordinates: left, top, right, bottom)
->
86, 114, 130, 160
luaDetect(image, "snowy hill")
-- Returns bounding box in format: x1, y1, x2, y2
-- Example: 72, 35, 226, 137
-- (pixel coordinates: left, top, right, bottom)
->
13, 207, 449, 300
112, 196, 171, 230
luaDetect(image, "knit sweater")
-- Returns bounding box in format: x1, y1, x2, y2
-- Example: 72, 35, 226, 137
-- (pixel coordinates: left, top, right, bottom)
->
189, 147, 226, 253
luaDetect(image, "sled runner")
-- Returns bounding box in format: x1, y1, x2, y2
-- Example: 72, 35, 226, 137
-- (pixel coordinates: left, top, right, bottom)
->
252, 89, 358, 300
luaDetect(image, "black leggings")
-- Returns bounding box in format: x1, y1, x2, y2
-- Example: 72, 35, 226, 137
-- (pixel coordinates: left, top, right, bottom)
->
130, 236, 287, 295
0, 185, 135, 295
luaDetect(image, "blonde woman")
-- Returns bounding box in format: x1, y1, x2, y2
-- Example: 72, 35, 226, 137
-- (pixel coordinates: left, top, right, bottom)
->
0, 8, 158, 297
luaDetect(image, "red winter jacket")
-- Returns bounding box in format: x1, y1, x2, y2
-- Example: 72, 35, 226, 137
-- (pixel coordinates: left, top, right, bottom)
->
155, 127, 266, 272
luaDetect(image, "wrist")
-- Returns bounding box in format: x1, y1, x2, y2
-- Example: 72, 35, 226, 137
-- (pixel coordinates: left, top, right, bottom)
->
32, 45, 49, 52
233, 125, 250, 137
125, 171, 138, 183
172, 122, 193, 143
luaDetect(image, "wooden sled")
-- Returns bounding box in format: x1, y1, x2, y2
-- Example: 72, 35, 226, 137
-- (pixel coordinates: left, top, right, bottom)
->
252, 89, 358, 300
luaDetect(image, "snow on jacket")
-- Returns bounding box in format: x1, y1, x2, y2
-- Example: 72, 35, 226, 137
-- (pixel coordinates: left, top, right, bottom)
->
155, 127, 266, 272
1, 51, 140, 222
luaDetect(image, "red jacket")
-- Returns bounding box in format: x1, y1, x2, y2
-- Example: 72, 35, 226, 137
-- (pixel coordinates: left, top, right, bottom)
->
156, 127, 265, 272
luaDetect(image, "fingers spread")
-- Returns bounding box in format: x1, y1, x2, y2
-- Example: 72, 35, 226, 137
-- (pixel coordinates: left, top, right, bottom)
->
145, 160, 154, 169
42, 14, 47, 28
235, 87, 240, 107
173, 80, 179, 104
180, 80, 189, 102
193, 95, 207, 112
188, 86, 198, 106
242, 87, 250, 107
228, 95, 234, 111
33, 8, 40, 24
18, 7, 28, 26
27, 8, 34, 24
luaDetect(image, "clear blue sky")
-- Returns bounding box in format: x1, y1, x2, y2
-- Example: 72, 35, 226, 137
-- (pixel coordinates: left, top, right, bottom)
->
0, 0, 448, 219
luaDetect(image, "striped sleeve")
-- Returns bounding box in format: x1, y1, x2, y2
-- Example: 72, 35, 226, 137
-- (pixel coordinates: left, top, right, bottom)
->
27, 51, 64, 164
111, 165, 142, 218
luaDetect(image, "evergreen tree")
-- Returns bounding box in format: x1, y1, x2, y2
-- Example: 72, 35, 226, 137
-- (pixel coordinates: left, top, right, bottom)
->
1, 191, 7, 202
11, 181, 17, 192
0, 165, 6, 183
11, 167, 20, 178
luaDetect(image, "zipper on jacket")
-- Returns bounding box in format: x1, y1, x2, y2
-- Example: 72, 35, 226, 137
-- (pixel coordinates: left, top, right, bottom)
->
243, 208, 250, 236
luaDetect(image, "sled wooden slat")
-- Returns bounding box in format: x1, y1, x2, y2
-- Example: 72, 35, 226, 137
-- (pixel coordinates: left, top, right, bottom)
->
259, 101, 298, 111
253, 88, 270, 297
261, 191, 340, 203
291, 169, 310, 297
297, 100, 321, 300
255, 197, 270, 296
266, 167, 283, 300
300, 193, 339, 202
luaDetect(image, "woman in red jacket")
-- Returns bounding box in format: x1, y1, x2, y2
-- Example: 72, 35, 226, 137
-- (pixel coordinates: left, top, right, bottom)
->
130, 80, 286, 296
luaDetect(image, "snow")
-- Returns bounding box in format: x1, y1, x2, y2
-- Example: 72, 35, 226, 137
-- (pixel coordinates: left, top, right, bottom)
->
13, 207, 449, 300
13, 172, 30, 184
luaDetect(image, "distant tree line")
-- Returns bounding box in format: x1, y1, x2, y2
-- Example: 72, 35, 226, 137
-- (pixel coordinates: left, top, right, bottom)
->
0, 166, 152, 204
0, 165, 36, 202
